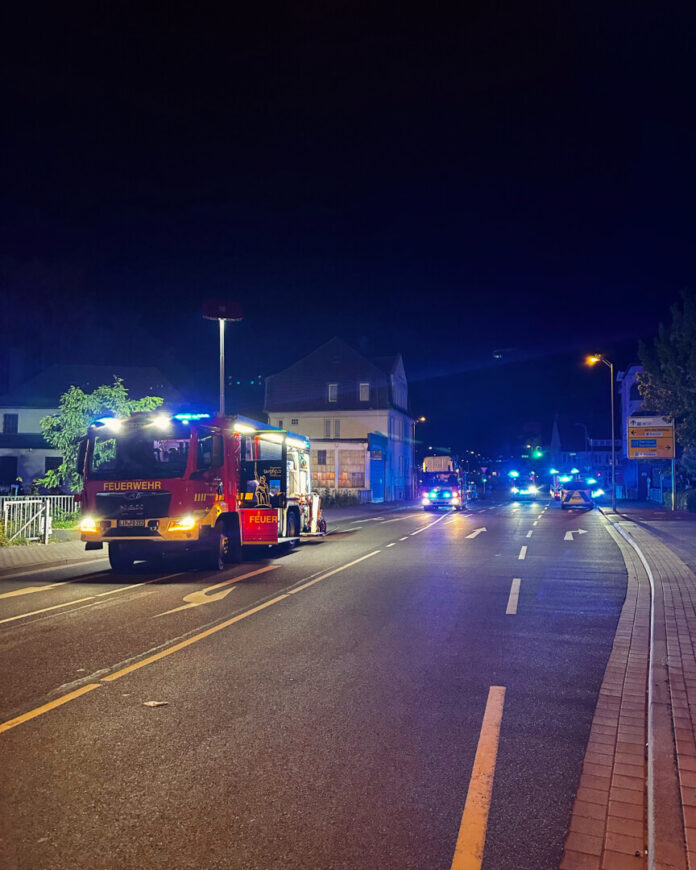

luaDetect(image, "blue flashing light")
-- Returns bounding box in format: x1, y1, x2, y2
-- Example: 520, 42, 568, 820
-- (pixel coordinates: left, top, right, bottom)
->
429, 490, 437, 498
173, 413, 211, 421
570, 467, 579, 474
443, 491, 451, 498
592, 488, 605, 498
586, 478, 597, 485
559, 475, 572, 483
550, 468, 559, 475
508, 470, 520, 478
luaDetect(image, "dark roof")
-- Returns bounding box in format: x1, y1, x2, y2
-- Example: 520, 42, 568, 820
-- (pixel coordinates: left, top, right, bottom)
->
265, 337, 404, 413
0, 365, 181, 408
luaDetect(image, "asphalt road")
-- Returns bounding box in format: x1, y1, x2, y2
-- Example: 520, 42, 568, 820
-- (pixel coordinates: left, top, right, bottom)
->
0, 499, 627, 870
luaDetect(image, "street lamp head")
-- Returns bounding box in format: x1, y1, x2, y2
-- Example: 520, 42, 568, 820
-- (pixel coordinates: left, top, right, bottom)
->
585, 354, 602, 366
417, 416, 426, 423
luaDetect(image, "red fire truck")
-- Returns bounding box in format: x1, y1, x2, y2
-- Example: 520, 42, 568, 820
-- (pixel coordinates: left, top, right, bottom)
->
77, 411, 325, 571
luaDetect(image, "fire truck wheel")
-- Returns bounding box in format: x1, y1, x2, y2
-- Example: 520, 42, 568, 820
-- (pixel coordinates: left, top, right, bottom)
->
223, 521, 242, 564
286, 509, 299, 539
204, 522, 228, 571
109, 543, 135, 573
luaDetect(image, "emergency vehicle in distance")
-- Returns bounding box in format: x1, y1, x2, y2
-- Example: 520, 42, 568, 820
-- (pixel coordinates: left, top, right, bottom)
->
77, 411, 325, 572
420, 455, 465, 511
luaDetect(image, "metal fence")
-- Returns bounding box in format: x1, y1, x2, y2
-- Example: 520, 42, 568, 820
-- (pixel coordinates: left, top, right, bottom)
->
1, 495, 77, 543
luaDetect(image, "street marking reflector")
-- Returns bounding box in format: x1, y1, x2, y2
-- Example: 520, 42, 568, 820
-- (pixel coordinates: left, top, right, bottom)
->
506, 579, 521, 615
518, 546, 527, 560
450, 686, 506, 870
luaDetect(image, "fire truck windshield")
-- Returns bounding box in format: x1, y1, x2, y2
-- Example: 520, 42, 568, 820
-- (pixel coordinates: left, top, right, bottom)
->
88, 427, 190, 480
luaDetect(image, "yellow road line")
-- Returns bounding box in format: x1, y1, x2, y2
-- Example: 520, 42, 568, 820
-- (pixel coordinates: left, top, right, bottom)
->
0, 596, 95, 624
102, 595, 289, 682
288, 551, 380, 593
0, 684, 102, 735
505, 579, 521, 615
450, 685, 506, 870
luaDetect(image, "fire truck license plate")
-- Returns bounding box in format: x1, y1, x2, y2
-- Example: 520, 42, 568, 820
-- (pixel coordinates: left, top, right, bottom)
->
118, 519, 146, 527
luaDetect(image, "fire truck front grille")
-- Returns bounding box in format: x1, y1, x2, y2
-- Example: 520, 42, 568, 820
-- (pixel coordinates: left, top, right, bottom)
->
95, 491, 171, 520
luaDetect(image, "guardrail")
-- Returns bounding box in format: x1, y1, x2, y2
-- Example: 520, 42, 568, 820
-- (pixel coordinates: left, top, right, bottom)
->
1, 495, 77, 543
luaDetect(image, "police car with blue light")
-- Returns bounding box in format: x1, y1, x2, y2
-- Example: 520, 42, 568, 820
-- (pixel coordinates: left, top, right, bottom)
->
559, 476, 604, 510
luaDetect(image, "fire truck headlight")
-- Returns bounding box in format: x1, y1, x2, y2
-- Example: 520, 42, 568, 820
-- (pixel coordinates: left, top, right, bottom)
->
80, 516, 98, 533
422, 497, 430, 504
451, 496, 460, 503
170, 515, 196, 531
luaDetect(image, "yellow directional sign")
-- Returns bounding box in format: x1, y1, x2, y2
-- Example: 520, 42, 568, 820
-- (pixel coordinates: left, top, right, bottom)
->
627, 416, 674, 459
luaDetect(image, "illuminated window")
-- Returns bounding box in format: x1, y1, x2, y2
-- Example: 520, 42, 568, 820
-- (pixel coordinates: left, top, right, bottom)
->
328, 383, 338, 402
359, 383, 370, 401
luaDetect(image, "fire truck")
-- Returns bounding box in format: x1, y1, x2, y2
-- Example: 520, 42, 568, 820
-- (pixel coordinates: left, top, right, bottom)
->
77, 411, 325, 571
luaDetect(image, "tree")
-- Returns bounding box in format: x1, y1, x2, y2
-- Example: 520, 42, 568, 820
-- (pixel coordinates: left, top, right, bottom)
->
638, 291, 696, 455
38, 378, 163, 492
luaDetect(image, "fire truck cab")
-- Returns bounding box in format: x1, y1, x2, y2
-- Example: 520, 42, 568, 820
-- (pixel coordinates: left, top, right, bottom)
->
77, 411, 325, 572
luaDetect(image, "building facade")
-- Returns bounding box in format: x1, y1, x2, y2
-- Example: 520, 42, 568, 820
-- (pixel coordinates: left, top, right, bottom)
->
0, 365, 180, 492
264, 338, 415, 502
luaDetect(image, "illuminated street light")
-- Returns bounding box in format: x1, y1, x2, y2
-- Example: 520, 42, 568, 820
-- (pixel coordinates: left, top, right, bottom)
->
585, 353, 616, 511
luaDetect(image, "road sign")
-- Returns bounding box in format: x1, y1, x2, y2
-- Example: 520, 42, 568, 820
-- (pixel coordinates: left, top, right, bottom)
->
627, 416, 674, 459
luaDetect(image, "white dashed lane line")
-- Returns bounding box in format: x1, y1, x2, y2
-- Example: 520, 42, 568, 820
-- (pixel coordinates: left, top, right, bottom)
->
518, 546, 527, 560
506, 578, 521, 615
526, 530, 533, 538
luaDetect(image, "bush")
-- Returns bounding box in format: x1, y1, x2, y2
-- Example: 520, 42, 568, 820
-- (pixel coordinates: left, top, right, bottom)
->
316, 489, 360, 508
52, 509, 81, 529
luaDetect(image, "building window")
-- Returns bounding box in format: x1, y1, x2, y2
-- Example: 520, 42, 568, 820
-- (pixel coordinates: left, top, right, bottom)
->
328, 383, 338, 402
45, 456, 62, 473
324, 418, 331, 438
334, 419, 341, 438
359, 382, 370, 402
317, 449, 327, 465
277, 419, 283, 427
3, 414, 18, 434
291, 418, 299, 425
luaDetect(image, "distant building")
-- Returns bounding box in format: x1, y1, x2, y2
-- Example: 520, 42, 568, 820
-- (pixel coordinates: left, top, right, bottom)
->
264, 338, 415, 502
0, 365, 180, 491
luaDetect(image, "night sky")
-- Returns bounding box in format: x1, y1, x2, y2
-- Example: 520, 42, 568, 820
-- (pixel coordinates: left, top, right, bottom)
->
2, 3, 695, 456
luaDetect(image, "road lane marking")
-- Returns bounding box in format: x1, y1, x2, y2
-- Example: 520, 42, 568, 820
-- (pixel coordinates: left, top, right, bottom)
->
450, 686, 506, 870
466, 528, 487, 539
379, 514, 420, 523
102, 595, 290, 683
288, 550, 381, 594
564, 528, 588, 541
0, 581, 76, 598
0, 596, 96, 624
410, 512, 451, 536
532, 520, 538, 526
0, 574, 185, 625
400, 536, 409, 541
518, 546, 527, 560
386, 542, 396, 547
506, 579, 521, 615
526, 530, 533, 538
155, 566, 280, 616
0, 683, 102, 735
0, 558, 108, 582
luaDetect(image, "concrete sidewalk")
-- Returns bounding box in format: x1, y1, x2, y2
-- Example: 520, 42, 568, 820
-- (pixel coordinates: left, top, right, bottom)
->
562, 506, 696, 870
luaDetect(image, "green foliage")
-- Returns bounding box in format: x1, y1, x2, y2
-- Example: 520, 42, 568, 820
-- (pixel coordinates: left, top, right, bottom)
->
38, 377, 163, 492
638, 291, 696, 453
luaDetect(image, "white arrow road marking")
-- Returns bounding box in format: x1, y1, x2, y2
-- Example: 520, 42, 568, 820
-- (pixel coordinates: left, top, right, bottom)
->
155, 565, 280, 617
466, 528, 488, 539
564, 529, 588, 542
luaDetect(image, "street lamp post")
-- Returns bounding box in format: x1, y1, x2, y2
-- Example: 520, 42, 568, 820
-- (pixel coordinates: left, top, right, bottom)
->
203, 300, 243, 417
586, 355, 617, 512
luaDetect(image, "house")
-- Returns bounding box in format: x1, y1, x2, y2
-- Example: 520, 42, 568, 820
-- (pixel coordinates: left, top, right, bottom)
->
0, 365, 180, 491
264, 338, 415, 502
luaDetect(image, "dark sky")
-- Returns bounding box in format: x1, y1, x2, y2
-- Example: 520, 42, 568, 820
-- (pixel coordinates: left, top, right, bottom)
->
2, 2, 695, 455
